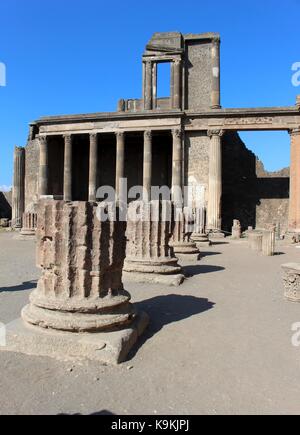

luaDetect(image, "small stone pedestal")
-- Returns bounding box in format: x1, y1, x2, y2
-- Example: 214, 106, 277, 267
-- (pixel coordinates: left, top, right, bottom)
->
170, 208, 200, 262
123, 201, 184, 286
248, 232, 263, 252
232, 220, 242, 240
4, 200, 149, 364
262, 227, 276, 256
282, 263, 300, 302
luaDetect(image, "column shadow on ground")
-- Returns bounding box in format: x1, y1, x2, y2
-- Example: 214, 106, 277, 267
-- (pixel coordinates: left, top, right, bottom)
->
0, 280, 37, 293
183, 264, 225, 277
128, 294, 215, 361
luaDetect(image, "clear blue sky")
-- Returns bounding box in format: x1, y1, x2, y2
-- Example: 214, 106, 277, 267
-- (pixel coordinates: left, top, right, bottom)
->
1, 0, 299, 188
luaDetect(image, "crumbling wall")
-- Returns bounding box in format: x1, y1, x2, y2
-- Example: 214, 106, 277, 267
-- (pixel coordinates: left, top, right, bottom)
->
222, 132, 289, 233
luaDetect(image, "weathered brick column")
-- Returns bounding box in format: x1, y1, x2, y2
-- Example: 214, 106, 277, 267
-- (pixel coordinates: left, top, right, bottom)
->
12, 146, 25, 228
170, 207, 200, 262
9, 200, 149, 364
289, 128, 300, 232
123, 201, 184, 286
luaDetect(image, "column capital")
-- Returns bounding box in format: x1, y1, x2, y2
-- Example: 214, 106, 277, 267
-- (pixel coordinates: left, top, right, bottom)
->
38, 135, 48, 145
89, 132, 98, 140
174, 58, 182, 66
63, 133, 73, 142
172, 128, 184, 140
144, 130, 152, 140
14, 145, 25, 153
289, 128, 300, 136
207, 129, 225, 138
115, 131, 125, 139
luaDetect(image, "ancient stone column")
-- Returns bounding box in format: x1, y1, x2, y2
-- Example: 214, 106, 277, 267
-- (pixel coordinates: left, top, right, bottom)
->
232, 220, 242, 239
63, 134, 73, 202
262, 227, 276, 256
89, 133, 98, 202
248, 232, 263, 252
20, 212, 37, 236
12, 146, 25, 228
282, 263, 300, 302
123, 201, 184, 286
39, 136, 48, 197
172, 128, 183, 204
192, 207, 211, 247
170, 207, 201, 262
144, 61, 153, 110
172, 59, 182, 110
18, 200, 148, 364
143, 130, 152, 200
207, 130, 224, 232
288, 128, 300, 232
115, 131, 125, 201
211, 37, 221, 109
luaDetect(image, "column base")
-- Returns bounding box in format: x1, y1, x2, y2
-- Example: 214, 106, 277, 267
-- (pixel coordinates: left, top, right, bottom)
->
192, 233, 212, 247
208, 231, 225, 239
20, 229, 36, 236
3, 312, 149, 365
123, 258, 185, 287
170, 242, 201, 262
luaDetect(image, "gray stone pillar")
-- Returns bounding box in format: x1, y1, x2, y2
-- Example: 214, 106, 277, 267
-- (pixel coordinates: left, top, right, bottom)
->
262, 227, 276, 256
143, 130, 152, 200
192, 207, 211, 247
211, 38, 221, 109
170, 207, 200, 262
12, 146, 25, 228
39, 136, 48, 197
207, 130, 224, 231
172, 128, 183, 204
116, 132, 125, 200
232, 220, 242, 239
248, 232, 263, 252
63, 134, 72, 202
89, 133, 98, 202
144, 61, 153, 110
123, 200, 184, 286
173, 59, 182, 110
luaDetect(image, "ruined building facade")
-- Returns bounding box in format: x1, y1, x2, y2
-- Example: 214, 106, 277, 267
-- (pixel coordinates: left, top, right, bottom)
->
12, 32, 300, 233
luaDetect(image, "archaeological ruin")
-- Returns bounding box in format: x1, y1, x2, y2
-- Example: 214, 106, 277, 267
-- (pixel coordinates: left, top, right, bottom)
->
10, 31, 300, 237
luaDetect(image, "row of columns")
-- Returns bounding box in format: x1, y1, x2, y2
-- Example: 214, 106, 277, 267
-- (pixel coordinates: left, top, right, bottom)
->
16, 126, 300, 233
38, 129, 185, 203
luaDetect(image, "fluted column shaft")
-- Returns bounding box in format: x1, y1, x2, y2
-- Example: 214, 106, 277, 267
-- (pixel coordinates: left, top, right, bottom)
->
63, 134, 73, 201
116, 132, 125, 200
39, 136, 48, 197
289, 128, 300, 231
207, 130, 224, 230
172, 128, 183, 204
89, 133, 98, 202
12, 146, 25, 228
143, 131, 152, 200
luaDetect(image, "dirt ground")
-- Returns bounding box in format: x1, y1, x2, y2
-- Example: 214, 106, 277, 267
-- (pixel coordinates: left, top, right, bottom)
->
1, 231, 300, 415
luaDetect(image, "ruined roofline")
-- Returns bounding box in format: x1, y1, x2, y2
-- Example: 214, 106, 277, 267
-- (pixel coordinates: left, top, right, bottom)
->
31, 103, 299, 126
